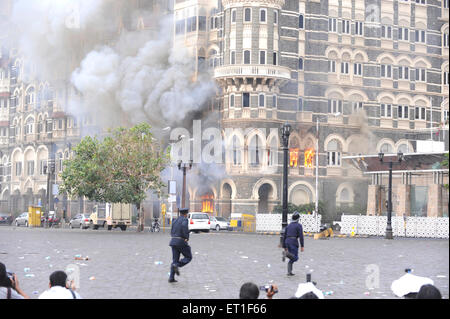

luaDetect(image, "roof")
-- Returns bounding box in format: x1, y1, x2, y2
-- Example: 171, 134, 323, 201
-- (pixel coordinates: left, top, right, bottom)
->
343, 152, 448, 173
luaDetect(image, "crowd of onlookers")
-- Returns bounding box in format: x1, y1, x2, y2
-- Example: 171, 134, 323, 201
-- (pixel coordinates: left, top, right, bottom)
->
0, 262, 81, 299
1, 261, 443, 299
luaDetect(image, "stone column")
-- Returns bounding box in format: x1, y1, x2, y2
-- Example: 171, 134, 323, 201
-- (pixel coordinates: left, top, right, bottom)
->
395, 173, 411, 217
367, 174, 384, 216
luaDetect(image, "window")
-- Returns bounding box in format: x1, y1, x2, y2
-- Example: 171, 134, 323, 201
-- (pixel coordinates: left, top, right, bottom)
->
243, 50, 251, 64
260, 51, 266, 64
329, 18, 337, 32
229, 94, 235, 108
268, 138, 278, 167
415, 30, 426, 43
381, 25, 392, 39
298, 58, 304, 70
259, 94, 265, 108
260, 9, 266, 23
243, 93, 250, 107
231, 9, 236, 23
444, 110, 449, 123
341, 62, 349, 74
380, 143, 394, 153
299, 14, 304, 29
25, 119, 33, 134
444, 71, 449, 85
342, 19, 351, 34
297, 98, 303, 112
232, 136, 241, 165
381, 64, 392, 78
175, 19, 185, 35
328, 100, 343, 114
355, 21, 363, 36
199, 16, 206, 31
415, 68, 426, 82
15, 162, 22, 176
381, 103, 392, 117
415, 106, 426, 120
274, 10, 278, 24
444, 33, 449, 47
249, 135, 262, 166
230, 51, 236, 65
398, 27, 409, 41
58, 153, 63, 172
354, 63, 362, 76
39, 160, 47, 175
328, 60, 336, 73
398, 105, 409, 119
272, 95, 277, 108
273, 52, 277, 65
327, 140, 341, 166
415, 0, 425, 4
340, 188, 350, 202
444, 0, 449, 9
187, 16, 197, 32
244, 8, 251, 22
352, 102, 364, 112
26, 161, 34, 176
398, 66, 410, 80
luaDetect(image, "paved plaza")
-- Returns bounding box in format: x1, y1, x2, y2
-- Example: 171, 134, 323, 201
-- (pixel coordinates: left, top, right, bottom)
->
0, 226, 448, 299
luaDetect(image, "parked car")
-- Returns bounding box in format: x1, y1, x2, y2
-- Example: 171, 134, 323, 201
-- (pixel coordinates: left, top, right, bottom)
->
0, 213, 13, 225
14, 213, 29, 227
187, 212, 210, 233
210, 216, 230, 231
69, 214, 91, 229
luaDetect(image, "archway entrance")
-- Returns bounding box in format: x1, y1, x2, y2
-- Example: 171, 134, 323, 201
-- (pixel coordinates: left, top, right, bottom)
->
258, 183, 273, 213
221, 183, 232, 218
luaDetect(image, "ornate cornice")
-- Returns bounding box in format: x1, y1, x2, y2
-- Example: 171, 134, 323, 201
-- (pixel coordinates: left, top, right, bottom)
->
222, 0, 285, 10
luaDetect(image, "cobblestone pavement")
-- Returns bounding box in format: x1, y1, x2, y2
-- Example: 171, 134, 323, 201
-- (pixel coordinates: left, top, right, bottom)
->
0, 226, 448, 299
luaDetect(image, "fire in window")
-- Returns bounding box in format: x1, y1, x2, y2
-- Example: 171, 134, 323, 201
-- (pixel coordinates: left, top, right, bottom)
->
201, 194, 214, 213
304, 148, 315, 168
289, 148, 299, 167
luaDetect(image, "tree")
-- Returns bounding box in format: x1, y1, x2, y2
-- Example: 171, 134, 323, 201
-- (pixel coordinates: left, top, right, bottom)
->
60, 123, 169, 231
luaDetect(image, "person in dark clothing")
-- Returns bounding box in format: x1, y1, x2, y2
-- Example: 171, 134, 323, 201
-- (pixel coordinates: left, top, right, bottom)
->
282, 211, 304, 276
416, 284, 442, 299
168, 208, 192, 283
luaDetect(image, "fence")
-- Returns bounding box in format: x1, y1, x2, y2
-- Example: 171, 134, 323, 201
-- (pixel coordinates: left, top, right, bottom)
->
256, 213, 321, 233
339, 214, 449, 239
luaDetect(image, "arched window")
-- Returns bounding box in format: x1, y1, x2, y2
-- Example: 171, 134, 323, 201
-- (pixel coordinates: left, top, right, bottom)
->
249, 135, 263, 166
259, 94, 265, 107
298, 58, 304, 70
25, 117, 34, 135
327, 139, 342, 166
380, 143, 394, 153
243, 50, 251, 64
229, 94, 235, 108
268, 138, 278, 167
340, 188, 350, 202
244, 8, 252, 22
232, 135, 241, 165
397, 144, 409, 154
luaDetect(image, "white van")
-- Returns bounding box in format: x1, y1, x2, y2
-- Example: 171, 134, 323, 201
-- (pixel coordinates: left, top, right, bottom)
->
187, 212, 210, 233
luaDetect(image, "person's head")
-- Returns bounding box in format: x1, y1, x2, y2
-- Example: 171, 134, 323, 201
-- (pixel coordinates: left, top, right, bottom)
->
292, 211, 300, 221
417, 284, 442, 299
298, 292, 319, 299
49, 271, 68, 288
179, 208, 189, 216
239, 282, 259, 299
0, 262, 13, 288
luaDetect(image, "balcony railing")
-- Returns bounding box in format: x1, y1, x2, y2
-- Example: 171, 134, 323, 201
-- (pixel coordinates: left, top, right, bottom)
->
214, 64, 291, 81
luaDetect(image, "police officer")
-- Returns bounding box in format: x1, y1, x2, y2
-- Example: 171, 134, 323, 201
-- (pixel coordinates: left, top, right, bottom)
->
282, 211, 304, 276
168, 208, 192, 283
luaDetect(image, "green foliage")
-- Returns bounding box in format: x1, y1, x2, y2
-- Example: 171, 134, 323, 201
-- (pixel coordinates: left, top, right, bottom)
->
60, 123, 169, 206
272, 201, 326, 215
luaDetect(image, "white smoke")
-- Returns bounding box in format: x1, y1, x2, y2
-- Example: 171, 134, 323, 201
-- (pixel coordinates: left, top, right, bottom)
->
9, 0, 216, 129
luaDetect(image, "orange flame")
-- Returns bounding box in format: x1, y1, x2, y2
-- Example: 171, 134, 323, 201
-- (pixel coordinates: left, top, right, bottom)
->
201, 195, 214, 213
304, 148, 315, 168
289, 148, 299, 167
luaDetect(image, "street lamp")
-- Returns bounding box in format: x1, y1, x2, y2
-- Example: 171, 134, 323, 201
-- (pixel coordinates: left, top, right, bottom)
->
178, 159, 193, 211
378, 152, 404, 240
280, 122, 292, 247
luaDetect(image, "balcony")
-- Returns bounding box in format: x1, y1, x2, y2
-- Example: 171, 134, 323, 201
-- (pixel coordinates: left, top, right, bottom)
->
214, 64, 291, 87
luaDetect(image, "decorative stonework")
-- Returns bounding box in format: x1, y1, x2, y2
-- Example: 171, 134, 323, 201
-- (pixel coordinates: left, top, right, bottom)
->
222, 0, 285, 10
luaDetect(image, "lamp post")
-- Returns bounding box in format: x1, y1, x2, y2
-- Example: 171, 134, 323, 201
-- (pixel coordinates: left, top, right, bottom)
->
378, 152, 404, 240
178, 159, 193, 212
279, 122, 292, 247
